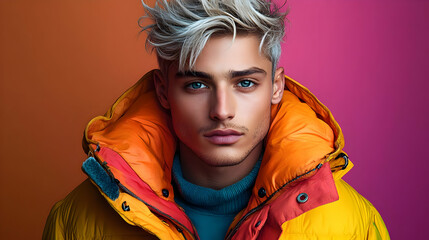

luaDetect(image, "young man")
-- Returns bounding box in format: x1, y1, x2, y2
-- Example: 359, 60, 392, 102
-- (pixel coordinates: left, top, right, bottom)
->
44, 0, 389, 239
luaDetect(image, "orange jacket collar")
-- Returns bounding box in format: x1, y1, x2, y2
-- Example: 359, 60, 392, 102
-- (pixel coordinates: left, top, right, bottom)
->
83, 69, 351, 207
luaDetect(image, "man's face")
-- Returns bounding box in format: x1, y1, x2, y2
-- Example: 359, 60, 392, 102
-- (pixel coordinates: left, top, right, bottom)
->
158, 34, 283, 167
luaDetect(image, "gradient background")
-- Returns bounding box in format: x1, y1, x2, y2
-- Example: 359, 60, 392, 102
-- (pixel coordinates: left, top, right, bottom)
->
0, 0, 428, 239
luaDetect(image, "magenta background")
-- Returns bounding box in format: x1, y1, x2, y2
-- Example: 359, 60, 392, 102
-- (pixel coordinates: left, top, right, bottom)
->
276, 0, 429, 238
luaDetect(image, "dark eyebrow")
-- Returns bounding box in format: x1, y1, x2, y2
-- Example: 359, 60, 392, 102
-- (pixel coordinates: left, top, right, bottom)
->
229, 67, 267, 78
176, 70, 213, 80
175, 67, 267, 80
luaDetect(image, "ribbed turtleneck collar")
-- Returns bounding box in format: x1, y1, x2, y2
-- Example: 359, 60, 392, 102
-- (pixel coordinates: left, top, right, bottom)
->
172, 153, 262, 215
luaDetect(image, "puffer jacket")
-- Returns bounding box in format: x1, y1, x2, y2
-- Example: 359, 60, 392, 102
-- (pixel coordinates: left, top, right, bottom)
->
43, 70, 390, 239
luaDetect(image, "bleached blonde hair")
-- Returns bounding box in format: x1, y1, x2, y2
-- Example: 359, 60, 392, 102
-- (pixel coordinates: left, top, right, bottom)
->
139, 0, 287, 77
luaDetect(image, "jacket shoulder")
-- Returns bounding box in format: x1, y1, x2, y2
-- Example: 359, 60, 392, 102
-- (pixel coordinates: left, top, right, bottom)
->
280, 179, 390, 239
43, 179, 158, 240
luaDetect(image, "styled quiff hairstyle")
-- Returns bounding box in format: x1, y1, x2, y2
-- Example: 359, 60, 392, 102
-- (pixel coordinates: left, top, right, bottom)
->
140, 0, 287, 76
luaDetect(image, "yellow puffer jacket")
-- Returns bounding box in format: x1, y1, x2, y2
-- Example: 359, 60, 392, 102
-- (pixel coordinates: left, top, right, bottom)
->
43, 70, 389, 239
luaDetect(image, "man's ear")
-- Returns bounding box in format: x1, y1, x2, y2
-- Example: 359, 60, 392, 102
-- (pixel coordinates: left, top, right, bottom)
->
271, 67, 285, 104
153, 69, 170, 109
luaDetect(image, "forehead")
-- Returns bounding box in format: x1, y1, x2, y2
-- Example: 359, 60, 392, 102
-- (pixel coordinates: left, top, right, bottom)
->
168, 34, 272, 78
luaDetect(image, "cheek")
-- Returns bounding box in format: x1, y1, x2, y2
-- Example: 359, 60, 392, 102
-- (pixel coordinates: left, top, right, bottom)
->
241, 89, 272, 136
168, 91, 208, 137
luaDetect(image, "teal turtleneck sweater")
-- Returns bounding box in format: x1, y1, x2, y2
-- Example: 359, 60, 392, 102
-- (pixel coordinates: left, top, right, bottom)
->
172, 154, 261, 240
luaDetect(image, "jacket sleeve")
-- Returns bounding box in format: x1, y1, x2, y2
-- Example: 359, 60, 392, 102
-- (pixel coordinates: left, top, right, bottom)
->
42, 200, 66, 240
42, 180, 162, 239
367, 206, 390, 240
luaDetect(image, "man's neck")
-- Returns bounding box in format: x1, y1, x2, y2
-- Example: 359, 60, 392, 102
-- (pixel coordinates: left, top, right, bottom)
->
178, 142, 263, 190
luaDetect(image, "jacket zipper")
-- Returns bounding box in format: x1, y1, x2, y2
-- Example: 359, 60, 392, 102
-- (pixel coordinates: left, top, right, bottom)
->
117, 182, 197, 240
224, 164, 322, 240
177, 227, 187, 240
90, 148, 198, 240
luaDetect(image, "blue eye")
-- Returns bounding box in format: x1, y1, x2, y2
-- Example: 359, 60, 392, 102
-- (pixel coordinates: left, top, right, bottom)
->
187, 82, 207, 89
238, 80, 254, 88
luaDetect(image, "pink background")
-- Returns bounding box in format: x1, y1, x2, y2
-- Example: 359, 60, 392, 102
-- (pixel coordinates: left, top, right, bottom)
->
280, 0, 429, 239
1, 0, 428, 238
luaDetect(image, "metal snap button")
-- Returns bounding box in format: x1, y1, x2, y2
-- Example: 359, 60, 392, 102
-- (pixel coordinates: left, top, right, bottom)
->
297, 193, 308, 203
162, 189, 169, 198
122, 201, 130, 211
258, 187, 266, 198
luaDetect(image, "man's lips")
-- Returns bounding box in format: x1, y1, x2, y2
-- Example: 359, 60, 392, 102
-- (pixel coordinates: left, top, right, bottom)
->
204, 129, 243, 137
203, 129, 243, 145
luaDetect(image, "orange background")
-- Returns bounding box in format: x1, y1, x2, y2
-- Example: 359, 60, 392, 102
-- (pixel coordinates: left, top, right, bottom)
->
0, 0, 156, 238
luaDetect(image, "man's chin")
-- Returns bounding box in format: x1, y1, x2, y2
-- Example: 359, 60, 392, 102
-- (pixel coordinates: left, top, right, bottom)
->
195, 149, 252, 167
201, 158, 246, 168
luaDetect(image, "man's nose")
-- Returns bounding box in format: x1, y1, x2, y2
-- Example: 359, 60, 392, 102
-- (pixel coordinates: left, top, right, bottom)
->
209, 87, 235, 121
